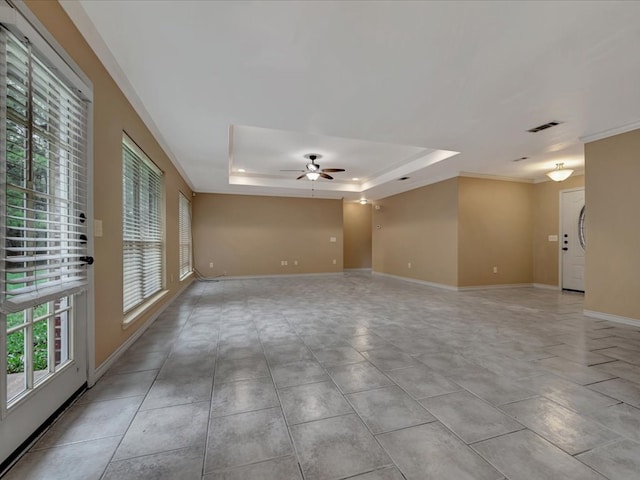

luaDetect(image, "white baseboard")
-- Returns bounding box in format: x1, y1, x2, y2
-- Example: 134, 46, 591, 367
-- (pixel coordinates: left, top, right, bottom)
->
91, 280, 194, 383
199, 272, 344, 281
583, 310, 640, 328
457, 283, 534, 291
533, 283, 561, 291
344, 268, 372, 273
372, 271, 458, 291
372, 272, 540, 292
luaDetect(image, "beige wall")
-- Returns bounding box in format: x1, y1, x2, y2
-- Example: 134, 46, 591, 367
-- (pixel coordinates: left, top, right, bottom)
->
532, 175, 585, 286
458, 177, 534, 286
585, 129, 640, 320
343, 202, 372, 269
372, 178, 459, 286
372, 175, 573, 289
193, 194, 343, 277
26, 1, 194, 366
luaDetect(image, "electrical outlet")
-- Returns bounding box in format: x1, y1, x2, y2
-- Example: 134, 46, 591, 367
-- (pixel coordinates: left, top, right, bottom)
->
284, 260, 288, 266
294, 260, 298, 266
332, 259, 337, 265
493, 266, 498, 274
330, 236, 336, 243
408, 262, 412, 269
209, 262, 213, 268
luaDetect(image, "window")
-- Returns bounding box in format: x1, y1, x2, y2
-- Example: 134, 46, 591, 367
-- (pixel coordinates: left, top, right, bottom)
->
178, 193, 192, 279
122, 135, 163, 313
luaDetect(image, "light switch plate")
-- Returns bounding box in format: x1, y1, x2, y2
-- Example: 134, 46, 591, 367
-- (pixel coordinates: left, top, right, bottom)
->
94, 219, 103, 237
548, 235, 558, 242
330, 236, 336, 243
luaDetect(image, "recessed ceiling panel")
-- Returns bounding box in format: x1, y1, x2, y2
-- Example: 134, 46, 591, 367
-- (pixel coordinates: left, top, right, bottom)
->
228, 125, 458, 196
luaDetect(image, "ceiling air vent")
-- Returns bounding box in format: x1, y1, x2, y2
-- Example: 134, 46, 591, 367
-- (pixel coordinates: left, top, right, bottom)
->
527, 121, 561, 133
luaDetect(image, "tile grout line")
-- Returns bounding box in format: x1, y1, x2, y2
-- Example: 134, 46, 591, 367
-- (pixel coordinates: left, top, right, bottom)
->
246, 281, 311, 479
200, 282, 228, 478
98, 282, 205, 480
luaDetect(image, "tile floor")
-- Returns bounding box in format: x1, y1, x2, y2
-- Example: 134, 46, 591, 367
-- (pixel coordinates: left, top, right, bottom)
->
5, 273, 640, 479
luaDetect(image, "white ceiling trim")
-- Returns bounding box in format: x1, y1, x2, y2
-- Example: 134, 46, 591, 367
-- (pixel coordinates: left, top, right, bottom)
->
361, 149, 459, 192
458, 172, 534, 184
580, 119, 640, 144
195, 185, 345, 200
228, 174, 361, 193
59, 0, 194, 190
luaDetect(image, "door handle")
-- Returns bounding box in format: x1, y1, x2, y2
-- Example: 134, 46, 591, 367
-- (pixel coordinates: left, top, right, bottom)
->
80, 256, 94, 265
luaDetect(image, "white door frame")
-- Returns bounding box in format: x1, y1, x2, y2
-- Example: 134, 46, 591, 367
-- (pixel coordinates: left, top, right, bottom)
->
558, 187, 585, 291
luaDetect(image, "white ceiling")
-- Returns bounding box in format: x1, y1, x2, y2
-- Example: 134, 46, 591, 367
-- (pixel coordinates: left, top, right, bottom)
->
61, 0, 640, 201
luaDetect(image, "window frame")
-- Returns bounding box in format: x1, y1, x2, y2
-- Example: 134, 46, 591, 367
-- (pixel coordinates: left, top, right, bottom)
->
178, 192, 192, 280
121, 133, 165, 317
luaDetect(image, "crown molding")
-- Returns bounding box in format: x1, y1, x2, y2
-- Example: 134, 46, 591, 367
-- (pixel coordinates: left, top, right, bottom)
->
458, 172, 534, 184
580, 120, 640, 144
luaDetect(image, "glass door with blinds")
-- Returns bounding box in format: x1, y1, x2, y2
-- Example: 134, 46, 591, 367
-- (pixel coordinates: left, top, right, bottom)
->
0, 24, 91, 466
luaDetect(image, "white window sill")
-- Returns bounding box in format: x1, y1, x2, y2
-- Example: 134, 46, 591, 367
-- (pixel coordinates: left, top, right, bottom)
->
179, 271, 194, 282
122, 289, 169, 329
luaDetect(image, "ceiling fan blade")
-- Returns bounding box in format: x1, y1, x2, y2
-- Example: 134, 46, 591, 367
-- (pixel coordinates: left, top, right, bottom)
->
296, 174, 307, 180
321, 168, 345, 173
319, 172, 334, 180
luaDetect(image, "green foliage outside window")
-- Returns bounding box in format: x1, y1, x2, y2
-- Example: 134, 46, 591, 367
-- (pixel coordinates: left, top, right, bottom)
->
7, 319, 48, 374
4, 56, 56, 376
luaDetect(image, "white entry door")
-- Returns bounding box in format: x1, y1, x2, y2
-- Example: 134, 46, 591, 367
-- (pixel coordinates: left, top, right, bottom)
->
561, 189, 585, 292
0, 23, 92, 466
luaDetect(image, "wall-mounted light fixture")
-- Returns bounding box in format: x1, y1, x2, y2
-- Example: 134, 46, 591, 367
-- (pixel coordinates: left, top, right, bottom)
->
546, 162, 573, 182
359, 199, 367, 205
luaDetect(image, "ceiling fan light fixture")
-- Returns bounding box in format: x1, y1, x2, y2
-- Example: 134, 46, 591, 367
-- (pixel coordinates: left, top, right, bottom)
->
307, 162, 319, 172
306, 172, 320, 181
546, 162, 573, 182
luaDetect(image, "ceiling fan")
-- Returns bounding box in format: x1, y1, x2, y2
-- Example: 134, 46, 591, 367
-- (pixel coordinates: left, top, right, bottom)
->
281, 153, 345, 180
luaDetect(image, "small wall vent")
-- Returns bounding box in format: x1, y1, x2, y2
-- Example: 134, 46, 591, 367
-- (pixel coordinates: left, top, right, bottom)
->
527, 121, 561, 133
398, 176, 410, 181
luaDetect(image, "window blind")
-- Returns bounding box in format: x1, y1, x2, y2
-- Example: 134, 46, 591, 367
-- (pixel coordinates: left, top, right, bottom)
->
122, 136, 163, 312
0, 28, 89, 314
178, 192, 192, 279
